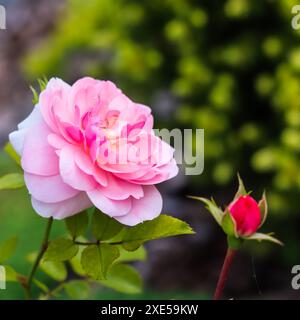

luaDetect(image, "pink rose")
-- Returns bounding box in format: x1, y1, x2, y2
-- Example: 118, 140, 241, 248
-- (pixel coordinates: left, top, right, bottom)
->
228, 195, 261, 236
9, 77, 178, 225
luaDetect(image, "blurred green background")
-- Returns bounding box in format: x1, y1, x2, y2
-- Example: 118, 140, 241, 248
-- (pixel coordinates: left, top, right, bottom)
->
0, 0, 300, 299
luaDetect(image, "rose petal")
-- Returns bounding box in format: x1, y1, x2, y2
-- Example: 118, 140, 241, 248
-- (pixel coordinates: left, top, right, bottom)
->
21, 123, 59, 176
18, 104, 43, 130
97, 174, 143, 200
59, 146, 97, 191
9, 129, 28, 155
31, 192, 92, 219
115, 185, 162, 226
47, 133, 69, 150
75, 150, 108, 187
39, 78, 71, 131
24, 172, 79, 203
87, 188, 132, 217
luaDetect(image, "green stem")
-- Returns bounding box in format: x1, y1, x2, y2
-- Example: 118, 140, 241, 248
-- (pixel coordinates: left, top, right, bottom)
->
213, 247, 236, 300
73, 240, 123, 246
41, 281, 66, 300
18, 275, 30, 300
73, 240, 99, 246
26, 217, 53, 299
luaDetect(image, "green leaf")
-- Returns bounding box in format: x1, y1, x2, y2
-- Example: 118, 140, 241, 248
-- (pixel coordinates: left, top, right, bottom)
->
0, 173, 24, 191
38, 259, 68, 282
4, 142, 21, 165
92, 209, 124, 241
117, 245, 147, 263
233, 173, 247, 200
221, 211, 238, 237
81, 244, 120, 280
121, 214, 195, 251
27, 252, 67, 281
69, 236, 92, 276
44, 238, 79, 262
33, 278, 49, 293
3, 265, 19, 282
258, 191, 268, 227
64, 280, 90, 299
99, 263, 143, 294
69, 245, 86, 276
188, 196, 223, 225
245, 232, 283, 246
0, 237, 18, 263
65, 211, 89, 239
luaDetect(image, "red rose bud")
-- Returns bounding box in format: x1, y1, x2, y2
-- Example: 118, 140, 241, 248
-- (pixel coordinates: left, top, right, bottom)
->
228, 195, 261, 237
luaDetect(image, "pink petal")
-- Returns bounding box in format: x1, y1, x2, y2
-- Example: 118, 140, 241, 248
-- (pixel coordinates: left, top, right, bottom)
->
75, 150, 94, 174
70, 83, 100, 115
9, 129, 28, 155
65, 125, 84, 143
113, 164, 152, 180
97, 174, 143, 200
21, 123, 59, 176
87, 188, 132, 217
157, 158, 179, 180
31, 192, 92, 220
47, 133, 69, 150
24, 172, 79, 203
108, 95, 135, 124
75, 150, 108, 186
59, 146, 98, 191
92, 167, 108, 187
115, 185, 162, 226
151, 138, 175, 166
69, 78, 121, 118
9, 105, 44, 155
39, 78, 71, 132
18, 104, 43, 129
98, 80, 123, 108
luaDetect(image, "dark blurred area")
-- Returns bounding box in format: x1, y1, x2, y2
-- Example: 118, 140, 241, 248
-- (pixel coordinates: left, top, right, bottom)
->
0, 0, 300, 299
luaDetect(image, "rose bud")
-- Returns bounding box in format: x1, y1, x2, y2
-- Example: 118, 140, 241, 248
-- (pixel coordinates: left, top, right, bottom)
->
227, 195, 261, 237
189, 175, 282, 246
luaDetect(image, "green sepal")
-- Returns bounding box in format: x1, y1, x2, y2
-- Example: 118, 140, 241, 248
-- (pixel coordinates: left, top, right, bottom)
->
188, 196, 223, 225
30, 77, 48, 105
221, 210, 238, 237
30, 86, 39, 105
258, 191, 268, 228
244, 232, 283, 246
233, 173, 247, 200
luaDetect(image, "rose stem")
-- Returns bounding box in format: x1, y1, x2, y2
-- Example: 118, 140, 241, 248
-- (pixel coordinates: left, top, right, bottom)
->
213, 247, 237, 300
25, 217, 53, 299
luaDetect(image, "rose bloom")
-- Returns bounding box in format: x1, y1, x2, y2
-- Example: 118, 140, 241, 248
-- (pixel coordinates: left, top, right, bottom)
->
228, 195, 261, 236
9, 77, 178, 225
